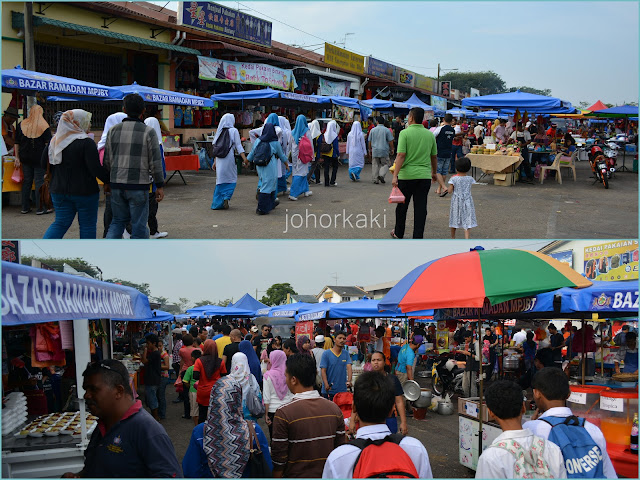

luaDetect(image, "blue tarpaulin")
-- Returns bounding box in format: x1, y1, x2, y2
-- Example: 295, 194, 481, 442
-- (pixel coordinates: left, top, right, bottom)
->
2, 261, 151, 325
328, 96, 360, 109
126, 309, 174, 323
116, 83, 213, 107
359, 98, 409, 111
231, 293, 267, 312
185, 305, 255, 317
2, 66, 124, 99
462, 90, 567, 110
211, 88, 281, 102
256, 302, 313, 318
295, 299, 434, 322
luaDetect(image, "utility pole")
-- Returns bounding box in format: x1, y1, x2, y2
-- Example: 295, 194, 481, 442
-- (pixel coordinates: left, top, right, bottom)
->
331, 272, 338, 285
24, 3, 36, 110
437, 63, 440, 95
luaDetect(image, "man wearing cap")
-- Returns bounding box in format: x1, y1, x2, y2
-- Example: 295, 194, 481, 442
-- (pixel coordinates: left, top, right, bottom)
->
474, 121, 484, 145
312, 335, 326, 390
2, 106, 19, 152
62, 359, 182, 478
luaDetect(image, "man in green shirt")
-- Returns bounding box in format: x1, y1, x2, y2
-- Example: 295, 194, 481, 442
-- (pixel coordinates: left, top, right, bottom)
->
391, 107, 438, 239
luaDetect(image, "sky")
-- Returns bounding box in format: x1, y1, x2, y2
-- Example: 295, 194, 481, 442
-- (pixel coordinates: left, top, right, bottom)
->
157, 1, 639, 106
19, 239, 550, 306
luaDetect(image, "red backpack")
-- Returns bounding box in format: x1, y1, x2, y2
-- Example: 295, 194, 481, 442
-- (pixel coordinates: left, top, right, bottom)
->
350, 434, 419, 478
298, 135, 314, 164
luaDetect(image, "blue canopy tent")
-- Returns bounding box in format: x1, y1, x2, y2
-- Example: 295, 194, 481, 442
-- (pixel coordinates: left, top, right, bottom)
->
328, 96, 360, 109
2, 261, 152, 440
404, 93, 433, 111
295, 299, 434, 322
123, 309, 174, 323
359, 98, 410, 111
2, 66, 124, 99
446, 107, 474, 117
255, 302, 313, 318
231, 293, 268, 312
2, 261, 151, 325
591, 105, 639, 117
185, 305, 255, 317
462, 90, 568, 110
211, 88, 332, 108
211, 88, 281, 102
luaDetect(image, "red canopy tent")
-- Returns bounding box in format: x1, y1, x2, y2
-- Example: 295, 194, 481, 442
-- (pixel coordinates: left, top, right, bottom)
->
586, 100, 608, 112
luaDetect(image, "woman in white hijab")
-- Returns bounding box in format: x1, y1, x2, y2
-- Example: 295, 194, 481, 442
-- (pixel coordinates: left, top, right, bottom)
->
229, 352, 263, 420
42, 109, 109, 239
277, 116, 292, 196
306, 120, 322, 184
211, 113, 247, 210
321, 120, 340, 186
346, 121, 366, 181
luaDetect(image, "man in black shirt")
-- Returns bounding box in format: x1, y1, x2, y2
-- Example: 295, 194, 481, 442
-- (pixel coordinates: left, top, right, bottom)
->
222, 329, 242, 372
141, 334, 162, 420
434, 114, 456, 196
252, 324, 273, 358
548, 324, 565, 369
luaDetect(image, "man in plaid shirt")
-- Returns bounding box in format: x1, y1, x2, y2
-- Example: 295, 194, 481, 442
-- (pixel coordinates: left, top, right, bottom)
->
104, 94, 165, 239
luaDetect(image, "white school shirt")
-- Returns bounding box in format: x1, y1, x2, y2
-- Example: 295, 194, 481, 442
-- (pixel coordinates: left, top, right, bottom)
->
322, 424, 433, 479
214, 127, 244, 185
475, 428, 567, 479
523, 407, 618, 479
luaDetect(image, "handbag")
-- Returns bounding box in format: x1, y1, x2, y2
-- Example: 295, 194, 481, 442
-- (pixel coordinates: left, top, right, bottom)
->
388, 186, 405, 204
246, 421, 272, 478
38, 159, 54, 211
11, 163, 23, 183
246, 384, 265, 418
174, 376, 184, 394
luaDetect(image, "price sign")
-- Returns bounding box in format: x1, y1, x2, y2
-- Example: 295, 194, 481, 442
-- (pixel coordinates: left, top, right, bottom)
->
600, 396, 624, 412
465, 401, 479, 418
568, 392, 587, 405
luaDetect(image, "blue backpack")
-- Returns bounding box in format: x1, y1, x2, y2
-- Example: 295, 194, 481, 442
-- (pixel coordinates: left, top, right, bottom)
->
252, 140, 273, 167
541, 416, 605, 478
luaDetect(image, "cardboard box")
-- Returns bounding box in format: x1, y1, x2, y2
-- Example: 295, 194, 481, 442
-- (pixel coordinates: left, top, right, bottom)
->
458, 396, 490, 422
494, 172, 517, 186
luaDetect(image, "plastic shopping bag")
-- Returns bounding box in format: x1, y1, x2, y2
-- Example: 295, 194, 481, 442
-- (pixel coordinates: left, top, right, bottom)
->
388, 186, 405, 204
11, 164, 23, 183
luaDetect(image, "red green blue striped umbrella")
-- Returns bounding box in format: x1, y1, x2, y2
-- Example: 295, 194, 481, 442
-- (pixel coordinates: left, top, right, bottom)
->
379, 249, 592, 313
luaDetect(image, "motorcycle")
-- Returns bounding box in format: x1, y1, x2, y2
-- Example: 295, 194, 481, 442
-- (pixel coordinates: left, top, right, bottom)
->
431, 354, 465, 396
588, 145, 611, 189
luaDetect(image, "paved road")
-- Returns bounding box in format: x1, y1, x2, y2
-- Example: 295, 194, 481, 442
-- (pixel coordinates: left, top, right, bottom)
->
153, 366, 475, 479
3, 157, 637, 239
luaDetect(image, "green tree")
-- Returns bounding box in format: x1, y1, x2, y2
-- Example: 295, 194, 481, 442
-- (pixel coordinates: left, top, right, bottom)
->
21, 256, 100, 277
216, 298, 234, 307
439, 71, 506, 96
193, 299, 215, 307
577, 101, 591, 110
260, 283, 297, 306
104, 278, 151, 297
177, 297, 191, 312
507, 86, 552, 97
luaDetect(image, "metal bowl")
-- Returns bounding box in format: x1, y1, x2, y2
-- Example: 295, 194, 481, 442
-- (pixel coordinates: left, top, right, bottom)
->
402, 380, 421, 402
437, 400, 455, 415
414, 389, 432, 408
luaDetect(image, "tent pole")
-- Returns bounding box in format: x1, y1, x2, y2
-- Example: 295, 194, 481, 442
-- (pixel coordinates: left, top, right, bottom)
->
581, 315, 586, 385
477, 310, 484, 454
600, 323, 604, 379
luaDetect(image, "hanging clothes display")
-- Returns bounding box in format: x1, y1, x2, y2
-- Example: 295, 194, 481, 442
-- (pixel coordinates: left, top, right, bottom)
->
29, 323, 65, 366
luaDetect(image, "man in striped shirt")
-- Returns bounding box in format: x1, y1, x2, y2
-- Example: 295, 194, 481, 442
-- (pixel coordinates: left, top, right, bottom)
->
271, 354, 345, 478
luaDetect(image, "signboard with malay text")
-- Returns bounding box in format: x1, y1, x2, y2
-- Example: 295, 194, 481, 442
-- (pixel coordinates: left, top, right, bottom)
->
319, 77, 350, 97
324, 43, 365, 74
178, 1, 272, 46
415, 74, 434, 92
198, 56, 297, 91
583, 241, 639, 282
367, 57, 396, 80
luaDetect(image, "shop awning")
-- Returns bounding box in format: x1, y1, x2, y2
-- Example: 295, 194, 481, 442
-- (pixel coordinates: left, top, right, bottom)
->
295, 67, 360, 88
217, 41, 307, 67
12, 11, 201, 56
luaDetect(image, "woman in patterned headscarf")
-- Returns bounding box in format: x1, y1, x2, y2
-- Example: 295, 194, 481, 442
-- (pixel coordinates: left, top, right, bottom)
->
182, 375, 272, 478
229, 352, 263, 420
41, 109, 109, 239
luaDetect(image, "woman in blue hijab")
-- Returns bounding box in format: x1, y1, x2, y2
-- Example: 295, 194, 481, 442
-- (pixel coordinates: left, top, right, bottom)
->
289, 114, 313, 200
247, 123, 288, 215
238, 339, 263, 387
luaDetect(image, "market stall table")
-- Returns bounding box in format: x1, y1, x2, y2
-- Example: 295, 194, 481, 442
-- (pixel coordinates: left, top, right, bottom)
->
164, 154, 199, 185
466, 153, 523, 185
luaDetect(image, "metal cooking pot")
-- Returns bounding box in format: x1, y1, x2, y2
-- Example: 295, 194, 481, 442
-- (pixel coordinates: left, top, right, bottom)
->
503, 355, 520, 370
437, 400, 455, 415
414, 389, 432, 408
402, 380, 421, 402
